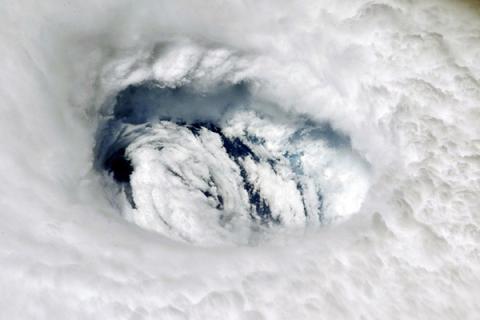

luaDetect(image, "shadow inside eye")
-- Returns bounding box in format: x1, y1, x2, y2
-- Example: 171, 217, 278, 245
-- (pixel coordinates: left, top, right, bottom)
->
112, 82, 251, 125
104, 147, 133, 184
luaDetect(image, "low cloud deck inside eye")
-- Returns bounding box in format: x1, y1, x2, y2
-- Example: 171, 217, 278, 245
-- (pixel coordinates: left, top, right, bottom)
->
93, 82, 371, 245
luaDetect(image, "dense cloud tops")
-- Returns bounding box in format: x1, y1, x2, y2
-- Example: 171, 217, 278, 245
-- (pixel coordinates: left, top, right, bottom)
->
1, 0, 480, 318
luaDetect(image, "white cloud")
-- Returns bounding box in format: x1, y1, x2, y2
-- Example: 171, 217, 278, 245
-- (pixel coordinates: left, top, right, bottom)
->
1, 0, 480, 318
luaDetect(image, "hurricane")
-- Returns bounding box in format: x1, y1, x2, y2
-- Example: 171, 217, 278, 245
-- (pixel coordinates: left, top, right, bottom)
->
1, 0, 480, 319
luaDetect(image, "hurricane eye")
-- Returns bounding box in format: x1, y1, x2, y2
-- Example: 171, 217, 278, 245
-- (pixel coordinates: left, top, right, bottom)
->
95, 81, 371, 246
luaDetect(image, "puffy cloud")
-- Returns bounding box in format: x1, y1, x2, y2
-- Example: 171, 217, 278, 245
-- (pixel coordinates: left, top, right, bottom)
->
1, 0, 480, 318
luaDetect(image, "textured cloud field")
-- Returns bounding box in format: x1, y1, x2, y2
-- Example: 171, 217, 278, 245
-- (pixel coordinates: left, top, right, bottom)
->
1, 0, 480, 319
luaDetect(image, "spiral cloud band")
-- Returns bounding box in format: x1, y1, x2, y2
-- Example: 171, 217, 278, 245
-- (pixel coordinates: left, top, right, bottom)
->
1, 0, 480, 319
